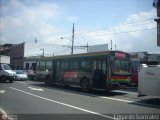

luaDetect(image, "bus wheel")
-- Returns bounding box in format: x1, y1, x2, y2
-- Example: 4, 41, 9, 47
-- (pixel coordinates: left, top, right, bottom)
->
80, 79, 90, 92
45, 76, 51, 86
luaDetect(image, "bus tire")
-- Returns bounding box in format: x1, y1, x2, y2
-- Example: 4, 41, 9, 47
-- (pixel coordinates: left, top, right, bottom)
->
45, 76, 52, 86
80, 78, 90, 92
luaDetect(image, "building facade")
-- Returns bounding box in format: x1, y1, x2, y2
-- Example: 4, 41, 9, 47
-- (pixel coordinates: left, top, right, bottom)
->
0, 44, 13, 56
9, 43, 25, 69
8, 42, 87, 70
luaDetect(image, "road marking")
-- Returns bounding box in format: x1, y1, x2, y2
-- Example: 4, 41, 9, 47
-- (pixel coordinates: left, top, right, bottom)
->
100, 96, 134, 103
113, 90, 137, 95
0, 90, 5, 94
28, 87, 44, 91
14, 81, 25, 84
10, 87, 115, 120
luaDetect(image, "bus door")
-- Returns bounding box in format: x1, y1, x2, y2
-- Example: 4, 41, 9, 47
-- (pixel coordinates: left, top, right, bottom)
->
52, 61, 57, 82
93, 60, 106, 88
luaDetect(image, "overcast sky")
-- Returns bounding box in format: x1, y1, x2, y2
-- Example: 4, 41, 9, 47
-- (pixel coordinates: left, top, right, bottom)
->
0, 0, 159, 54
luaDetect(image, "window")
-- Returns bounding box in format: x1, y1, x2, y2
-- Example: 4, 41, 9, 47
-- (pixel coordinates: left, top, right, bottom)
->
36, 62, 39, 69
70, 60, 80, 70
81, 60, 93, 71
26, 63, 29, 70
56, 61, 61, 70
39, 61, 45, 70
61, 60, 69, 71
46, 61, 52, 71
46, 61, 52, 68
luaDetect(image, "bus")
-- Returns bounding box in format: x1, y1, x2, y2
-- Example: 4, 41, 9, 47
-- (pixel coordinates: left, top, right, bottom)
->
35, 51, 131, 91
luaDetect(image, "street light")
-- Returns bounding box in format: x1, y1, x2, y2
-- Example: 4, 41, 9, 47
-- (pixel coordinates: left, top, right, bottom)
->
60, 37, 73, 54
40, 48, 44, 57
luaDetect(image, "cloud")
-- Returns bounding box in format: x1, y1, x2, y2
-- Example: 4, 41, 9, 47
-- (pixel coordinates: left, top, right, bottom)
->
0, 0, 159, 54
75, 9, 159, 53
0, 0, 64, 45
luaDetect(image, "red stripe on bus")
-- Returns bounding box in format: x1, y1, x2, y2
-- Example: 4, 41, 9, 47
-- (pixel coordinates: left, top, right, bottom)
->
64, 72, 77, 78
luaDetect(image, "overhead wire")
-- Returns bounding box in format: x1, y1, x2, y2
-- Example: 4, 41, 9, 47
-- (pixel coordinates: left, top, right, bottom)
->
74, 17, 155, 36
78, 27, 156, 38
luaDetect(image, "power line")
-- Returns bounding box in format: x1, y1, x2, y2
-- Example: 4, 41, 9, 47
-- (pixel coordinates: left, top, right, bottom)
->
76, 27, 156, 38
74, 17, 155, 36
76, 22, 155, 38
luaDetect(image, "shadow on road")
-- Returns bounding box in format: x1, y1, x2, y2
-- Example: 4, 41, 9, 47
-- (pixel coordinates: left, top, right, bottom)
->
28, 82, 126, 97
28, 82, 160, 108
130, 98, 160, 108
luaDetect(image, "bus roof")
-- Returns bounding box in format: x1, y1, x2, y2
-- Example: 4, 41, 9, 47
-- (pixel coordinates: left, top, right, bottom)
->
34, 50, 128, 61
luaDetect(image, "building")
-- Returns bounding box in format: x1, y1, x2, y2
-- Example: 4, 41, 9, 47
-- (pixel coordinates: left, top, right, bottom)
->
7, 42, 87, 70
0, 44, 13, 56
9, 43, 25, 69
129, 52, 160, 65
153, 0, 160, 46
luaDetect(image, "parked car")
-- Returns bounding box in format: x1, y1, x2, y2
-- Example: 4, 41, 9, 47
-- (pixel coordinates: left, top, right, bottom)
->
14, 70, 28, 81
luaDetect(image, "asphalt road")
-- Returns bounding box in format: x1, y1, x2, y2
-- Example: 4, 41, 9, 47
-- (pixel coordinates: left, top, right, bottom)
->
0, 80, 160, 120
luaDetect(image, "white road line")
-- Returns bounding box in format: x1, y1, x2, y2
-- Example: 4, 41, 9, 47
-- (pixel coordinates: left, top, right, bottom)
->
113, 90, 137, 95
10, 87, 115, 120
28, 87, 44, 91
0, 90, 5, 94
14, 81, 25, 84
100, 96, 134, 103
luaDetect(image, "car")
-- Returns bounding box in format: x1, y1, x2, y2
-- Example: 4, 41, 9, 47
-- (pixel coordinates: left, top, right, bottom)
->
14, 70, 28, 81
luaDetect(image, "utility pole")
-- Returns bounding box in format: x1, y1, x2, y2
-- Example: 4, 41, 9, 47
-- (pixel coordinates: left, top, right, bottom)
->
71, 23, 74, 54
35, 38, 38, 43
40, 48, 44, 57
111, 40, 112, 50
87, 42, 89, 53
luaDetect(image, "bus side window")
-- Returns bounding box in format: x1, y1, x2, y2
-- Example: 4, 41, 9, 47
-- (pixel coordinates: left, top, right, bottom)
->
62, 60, 69, 71
56, 61, 61, 70
70, 60, 80, 70
46, 61, 52, 71
102, 61, 106, 74
94, 61, 102, 70
81, 60, 92, 71
39, 61, 45, 70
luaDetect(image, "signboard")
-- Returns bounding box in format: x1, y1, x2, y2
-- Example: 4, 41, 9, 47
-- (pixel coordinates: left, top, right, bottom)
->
88, 44, 108, 53
115, 52, 126, 59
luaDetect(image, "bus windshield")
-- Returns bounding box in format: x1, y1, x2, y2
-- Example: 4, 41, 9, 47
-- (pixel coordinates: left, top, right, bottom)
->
111, 60, 130, 75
